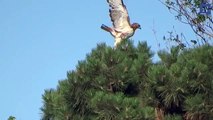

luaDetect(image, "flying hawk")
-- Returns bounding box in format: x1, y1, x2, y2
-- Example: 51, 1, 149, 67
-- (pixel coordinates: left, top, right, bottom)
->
101, 0, 141, 47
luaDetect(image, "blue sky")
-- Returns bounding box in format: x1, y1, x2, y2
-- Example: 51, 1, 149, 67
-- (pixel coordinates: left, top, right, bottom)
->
0, 0, 195, 119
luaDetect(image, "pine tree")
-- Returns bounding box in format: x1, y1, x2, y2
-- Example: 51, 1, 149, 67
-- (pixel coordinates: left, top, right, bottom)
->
147, 45, 213, 119
41, 40, 155, 120
41, 40, 213, 120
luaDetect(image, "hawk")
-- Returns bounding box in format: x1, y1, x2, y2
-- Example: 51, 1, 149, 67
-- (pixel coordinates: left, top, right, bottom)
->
101, 0, 141, 47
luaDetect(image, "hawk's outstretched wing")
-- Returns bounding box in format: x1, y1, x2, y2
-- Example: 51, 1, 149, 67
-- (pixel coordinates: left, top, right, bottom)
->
107, 0, 132, 32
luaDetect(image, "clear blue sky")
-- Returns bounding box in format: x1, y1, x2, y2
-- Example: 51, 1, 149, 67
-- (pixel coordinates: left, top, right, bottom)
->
0, 0, 195, 119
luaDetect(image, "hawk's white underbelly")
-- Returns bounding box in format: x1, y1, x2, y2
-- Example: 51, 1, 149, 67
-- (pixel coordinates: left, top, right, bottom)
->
113, 28, 134, 39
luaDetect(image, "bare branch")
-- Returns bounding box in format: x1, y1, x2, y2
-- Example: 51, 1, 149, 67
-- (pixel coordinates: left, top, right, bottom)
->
159, 0, 213, 44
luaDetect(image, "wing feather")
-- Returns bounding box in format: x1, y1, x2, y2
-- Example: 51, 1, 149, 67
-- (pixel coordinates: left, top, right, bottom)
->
107, 0, 132, 32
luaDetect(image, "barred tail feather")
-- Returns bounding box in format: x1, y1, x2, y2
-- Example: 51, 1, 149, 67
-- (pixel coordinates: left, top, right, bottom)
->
101, 24, 112, 32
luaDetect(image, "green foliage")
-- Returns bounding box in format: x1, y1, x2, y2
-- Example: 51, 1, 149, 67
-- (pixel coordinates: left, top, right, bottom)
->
41, 40, 213, 120
89, 91, 154, 120
7, 116, 15, 120
41, 88, 70, 120
184, 94, 208, 120
41, 40, 154, 120
164, 114, 182, 120
148, 45, 213, 119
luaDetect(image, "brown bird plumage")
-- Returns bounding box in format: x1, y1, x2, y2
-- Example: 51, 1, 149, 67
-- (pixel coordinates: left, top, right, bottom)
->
101, 0, 141, 47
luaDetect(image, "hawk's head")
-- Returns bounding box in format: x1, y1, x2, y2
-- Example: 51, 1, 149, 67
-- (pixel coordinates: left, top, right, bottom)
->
131, 23, 141, 30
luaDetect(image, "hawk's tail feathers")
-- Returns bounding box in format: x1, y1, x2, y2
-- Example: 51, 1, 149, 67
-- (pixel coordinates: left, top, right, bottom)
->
101, 24, 112, 32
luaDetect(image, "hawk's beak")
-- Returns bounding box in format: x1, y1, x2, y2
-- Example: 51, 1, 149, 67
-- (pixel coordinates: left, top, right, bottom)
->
139, 26, 141, 29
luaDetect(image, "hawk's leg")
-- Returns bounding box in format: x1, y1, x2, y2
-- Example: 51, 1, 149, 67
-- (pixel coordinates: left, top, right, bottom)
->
114, 38, 122, 47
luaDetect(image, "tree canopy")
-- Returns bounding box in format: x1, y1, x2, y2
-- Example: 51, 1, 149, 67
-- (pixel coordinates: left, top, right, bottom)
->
41, 40, 213, 120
